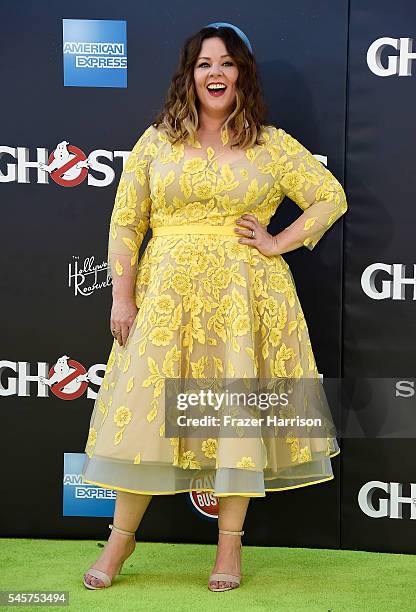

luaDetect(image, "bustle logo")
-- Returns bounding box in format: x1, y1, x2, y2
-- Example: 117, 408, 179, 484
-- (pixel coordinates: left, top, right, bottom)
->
0, 143, 130, 187
361, 263, 416, 300
367, 37, 416, 76
187, 474, 219, 520
358, 481, 416, 519
0, 355, 104, 399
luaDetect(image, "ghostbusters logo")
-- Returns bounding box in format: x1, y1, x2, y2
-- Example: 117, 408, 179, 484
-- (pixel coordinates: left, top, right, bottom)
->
39, 355, 92, 399
38, 141, 92, 187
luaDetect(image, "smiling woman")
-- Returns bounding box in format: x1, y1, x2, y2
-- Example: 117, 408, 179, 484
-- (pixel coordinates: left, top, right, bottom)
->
207, 83, 227, 96
81, 23, 347, 593
193, 44, 239, 128
197, 56, 233, 97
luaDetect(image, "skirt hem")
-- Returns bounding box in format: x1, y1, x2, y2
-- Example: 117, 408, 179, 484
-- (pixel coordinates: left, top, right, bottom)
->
81, 447, 339, 497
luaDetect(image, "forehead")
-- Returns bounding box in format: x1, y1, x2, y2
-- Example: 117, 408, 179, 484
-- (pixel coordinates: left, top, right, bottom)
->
197, 36, 231, 59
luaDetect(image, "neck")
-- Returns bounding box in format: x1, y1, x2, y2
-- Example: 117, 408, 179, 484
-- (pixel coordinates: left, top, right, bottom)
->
197, 109, 231, 134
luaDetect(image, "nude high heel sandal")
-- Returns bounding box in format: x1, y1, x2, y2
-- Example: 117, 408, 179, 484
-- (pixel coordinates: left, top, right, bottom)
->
83, 523, 136, 590
208, 528, 244, 592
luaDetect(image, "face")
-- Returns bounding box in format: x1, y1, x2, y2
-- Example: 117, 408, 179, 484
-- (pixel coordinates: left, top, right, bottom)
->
193, 37, 239, 115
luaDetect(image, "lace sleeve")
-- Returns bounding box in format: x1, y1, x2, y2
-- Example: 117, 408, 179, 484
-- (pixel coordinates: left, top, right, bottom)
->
273, 126, 348, 251
106, 125, 156, 282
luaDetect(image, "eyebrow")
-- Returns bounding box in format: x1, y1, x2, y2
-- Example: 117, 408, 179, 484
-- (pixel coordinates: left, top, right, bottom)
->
197, 54, 232, 60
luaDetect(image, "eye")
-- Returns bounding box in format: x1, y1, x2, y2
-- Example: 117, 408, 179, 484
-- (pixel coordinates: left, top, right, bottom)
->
198, 61, 234, 68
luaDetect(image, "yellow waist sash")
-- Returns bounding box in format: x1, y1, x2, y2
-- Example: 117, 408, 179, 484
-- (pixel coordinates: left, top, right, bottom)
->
152, 224, 238, 237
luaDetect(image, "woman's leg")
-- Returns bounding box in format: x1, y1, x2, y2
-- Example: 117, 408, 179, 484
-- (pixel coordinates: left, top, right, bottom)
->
209, 495, 251, 590
113, 491, 152, 531
84, 491, 152, 588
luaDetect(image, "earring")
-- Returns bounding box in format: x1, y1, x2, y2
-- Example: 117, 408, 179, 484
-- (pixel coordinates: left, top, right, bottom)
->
243, 109, 249, 129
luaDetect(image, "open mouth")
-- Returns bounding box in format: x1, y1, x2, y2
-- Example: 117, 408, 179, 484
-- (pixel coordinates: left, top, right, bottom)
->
207, 84, 227, 97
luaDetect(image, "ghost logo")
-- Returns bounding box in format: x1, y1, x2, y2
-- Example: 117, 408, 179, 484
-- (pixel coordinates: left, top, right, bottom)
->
39, 355, 91, 399
38, 141, 91, 187
358, 480, 416, 519
367, 37, 416, 77
188, 475, 219, 520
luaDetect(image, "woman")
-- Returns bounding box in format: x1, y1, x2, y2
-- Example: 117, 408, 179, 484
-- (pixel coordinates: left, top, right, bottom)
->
82, 23, 347, 592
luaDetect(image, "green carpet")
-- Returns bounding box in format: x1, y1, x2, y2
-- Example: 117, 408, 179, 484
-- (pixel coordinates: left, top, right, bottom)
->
0, 538, 414, 611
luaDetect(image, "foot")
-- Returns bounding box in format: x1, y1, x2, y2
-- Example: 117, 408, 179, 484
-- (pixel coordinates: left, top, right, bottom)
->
208, 532, 242, 591
83, 529, 136, 588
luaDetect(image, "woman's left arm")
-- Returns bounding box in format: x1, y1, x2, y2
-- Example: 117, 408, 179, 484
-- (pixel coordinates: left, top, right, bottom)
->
272, 127, 348, 253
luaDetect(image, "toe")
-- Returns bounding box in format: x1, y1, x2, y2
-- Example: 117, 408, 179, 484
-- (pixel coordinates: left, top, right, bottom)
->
85, 573, 104, 588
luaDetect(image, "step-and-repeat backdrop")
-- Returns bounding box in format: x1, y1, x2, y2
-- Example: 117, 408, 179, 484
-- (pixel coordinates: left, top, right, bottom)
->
1, 1, 414, 553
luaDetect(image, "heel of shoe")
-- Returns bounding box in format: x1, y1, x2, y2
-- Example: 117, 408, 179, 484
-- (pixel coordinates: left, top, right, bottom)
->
83, 523, 136, 589
109, 524, 136, 576
208, 527, 245, 592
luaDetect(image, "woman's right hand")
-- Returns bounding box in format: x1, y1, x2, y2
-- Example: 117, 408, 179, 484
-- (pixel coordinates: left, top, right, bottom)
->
110, 296, 138, 347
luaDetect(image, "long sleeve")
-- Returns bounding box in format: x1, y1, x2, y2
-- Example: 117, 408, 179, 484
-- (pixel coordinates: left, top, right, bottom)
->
106, 125, 156, 283
272, 126, 348, 251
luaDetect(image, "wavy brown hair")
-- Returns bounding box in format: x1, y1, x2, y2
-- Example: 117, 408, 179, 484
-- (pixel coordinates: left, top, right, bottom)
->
152, 26, 270, 150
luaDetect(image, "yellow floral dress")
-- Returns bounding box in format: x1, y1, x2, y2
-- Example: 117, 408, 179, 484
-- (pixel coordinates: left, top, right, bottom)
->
81, 122, 348, 497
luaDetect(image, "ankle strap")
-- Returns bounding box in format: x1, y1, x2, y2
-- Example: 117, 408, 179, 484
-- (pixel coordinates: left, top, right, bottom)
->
109, 523, 136, 536
219, 528, 244, 536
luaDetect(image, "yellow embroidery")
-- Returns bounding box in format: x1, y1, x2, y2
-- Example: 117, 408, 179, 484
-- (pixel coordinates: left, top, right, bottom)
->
86, 427, 97, 448
236, 456, 256, 468
114, 406, 132, 428
201, 438, 218, 458
285, 432, 312, 464
84, 122, 347, 493
126, 376, 134, 393
114, 429, 124, 445
179, 450, 201, 469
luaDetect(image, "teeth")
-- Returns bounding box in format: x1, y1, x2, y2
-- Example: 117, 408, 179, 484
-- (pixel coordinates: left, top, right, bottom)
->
207, 84, 226, 90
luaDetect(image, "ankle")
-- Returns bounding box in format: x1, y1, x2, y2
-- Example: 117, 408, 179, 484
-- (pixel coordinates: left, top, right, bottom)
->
108, 531, 135, 547
218, 531, 243, 544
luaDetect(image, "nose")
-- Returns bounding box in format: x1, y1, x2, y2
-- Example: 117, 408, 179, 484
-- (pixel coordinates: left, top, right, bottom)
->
208, 63, 223, 78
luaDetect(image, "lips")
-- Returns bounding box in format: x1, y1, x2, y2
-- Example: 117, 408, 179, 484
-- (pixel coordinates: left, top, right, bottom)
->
207, 88, 226, 97
206, 83, 227, 97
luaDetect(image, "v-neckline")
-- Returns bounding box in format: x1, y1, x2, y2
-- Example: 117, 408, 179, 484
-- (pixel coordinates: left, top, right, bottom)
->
182, 146, 248, 171
183, 124, 249, 170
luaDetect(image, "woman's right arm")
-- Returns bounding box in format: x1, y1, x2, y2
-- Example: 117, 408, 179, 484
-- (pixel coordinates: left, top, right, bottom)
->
107, 125, 156, 346
269, 126, 348, 253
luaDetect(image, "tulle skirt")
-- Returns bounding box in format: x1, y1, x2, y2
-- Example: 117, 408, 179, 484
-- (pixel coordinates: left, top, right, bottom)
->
81, 232, 340, 497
